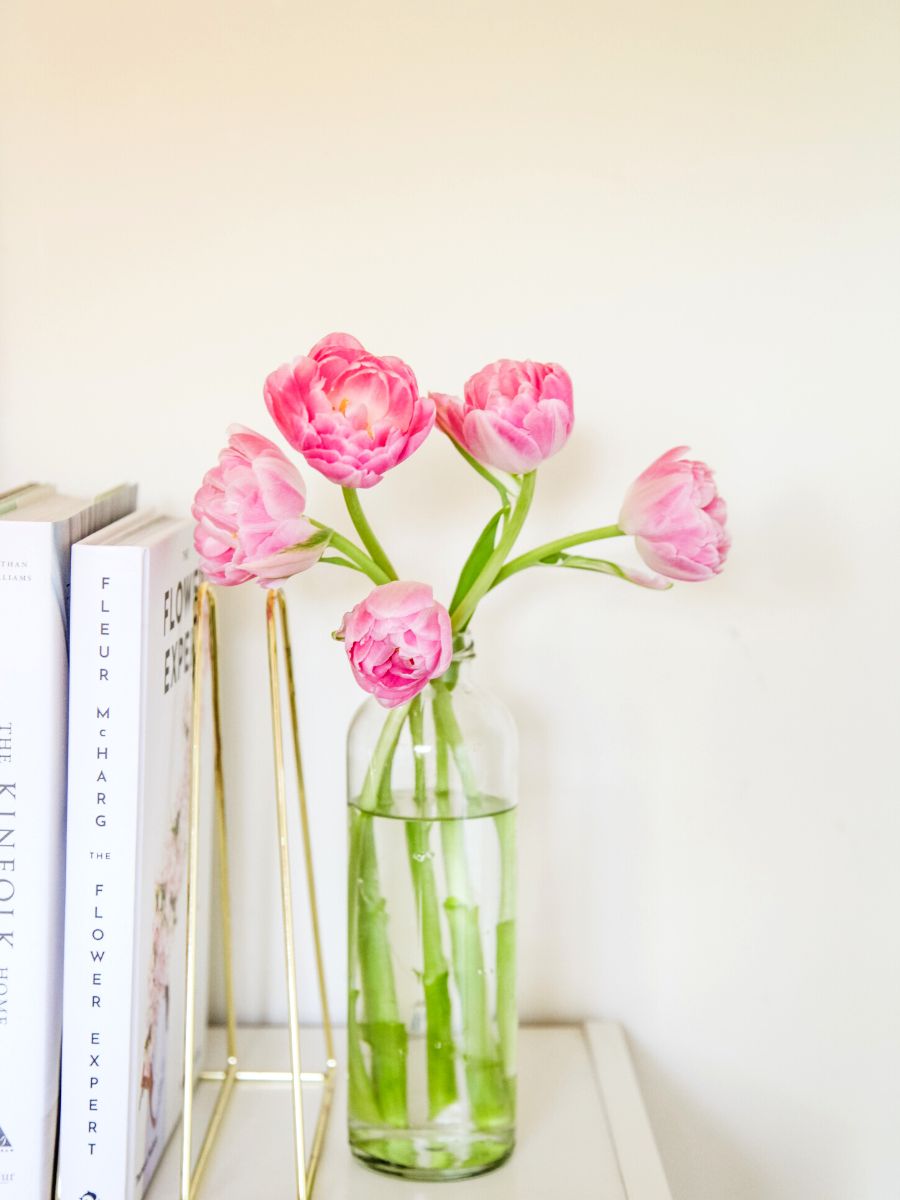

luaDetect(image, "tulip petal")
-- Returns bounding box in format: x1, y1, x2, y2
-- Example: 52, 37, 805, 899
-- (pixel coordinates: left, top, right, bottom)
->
434, 358, 573, 473
341, 582, 452, 707
192, 427, 323, 587
620, 448, 729, 582
264, 335, 434, 488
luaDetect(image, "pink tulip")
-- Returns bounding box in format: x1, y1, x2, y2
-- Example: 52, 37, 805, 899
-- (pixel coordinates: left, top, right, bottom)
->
192, 425, 325, 588
264, 332, 434, 489
619, 447, 730, 582
339, 581, 452, 708
432, 358, 574, 474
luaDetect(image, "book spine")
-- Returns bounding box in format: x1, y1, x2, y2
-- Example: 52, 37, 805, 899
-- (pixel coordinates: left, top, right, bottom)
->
58, 545, 145, 1200
0, 525, 69, 1200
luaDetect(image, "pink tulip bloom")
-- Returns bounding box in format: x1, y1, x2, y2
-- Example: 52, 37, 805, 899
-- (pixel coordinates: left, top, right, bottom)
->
192, 425, 325, 588
619, 447, 730, 582
264, 332, 434, 489
339, 581, 452, 708
432, 358, 574, 474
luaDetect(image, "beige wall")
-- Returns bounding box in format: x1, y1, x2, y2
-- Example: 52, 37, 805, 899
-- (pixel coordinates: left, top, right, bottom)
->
2, 2, 899, 1197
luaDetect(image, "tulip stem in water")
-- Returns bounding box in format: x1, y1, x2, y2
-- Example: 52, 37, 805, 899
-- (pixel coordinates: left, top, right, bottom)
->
404, 697, 458, 1117
354, 811, 408, 1126
350, 707, 411, 1129
348, 987, 382, 1126
431, 685, 512, 1130
495, 812, 517, 1081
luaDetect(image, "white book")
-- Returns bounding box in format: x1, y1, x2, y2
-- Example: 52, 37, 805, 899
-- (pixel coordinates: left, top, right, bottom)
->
58, 513, 211, 1200
0, 483, 137, 1200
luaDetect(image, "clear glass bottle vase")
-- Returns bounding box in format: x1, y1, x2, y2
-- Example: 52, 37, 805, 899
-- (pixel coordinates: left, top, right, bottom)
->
347, 634, 518, 1180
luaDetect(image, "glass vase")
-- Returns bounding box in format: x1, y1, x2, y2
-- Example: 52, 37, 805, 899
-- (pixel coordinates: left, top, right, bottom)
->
347, 634, 517, 1180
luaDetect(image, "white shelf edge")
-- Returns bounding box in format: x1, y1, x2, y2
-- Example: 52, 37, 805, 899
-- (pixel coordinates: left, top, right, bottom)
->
585, 1020, 674, 1200
146, 1023, 672, 1198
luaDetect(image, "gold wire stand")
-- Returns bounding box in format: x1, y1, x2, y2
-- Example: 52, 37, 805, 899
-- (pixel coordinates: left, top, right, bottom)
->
179, 583, 337, 1200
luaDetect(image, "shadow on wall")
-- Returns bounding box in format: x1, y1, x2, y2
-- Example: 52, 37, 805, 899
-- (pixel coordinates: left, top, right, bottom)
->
631, 1041, 771, 1200
629, 1030, 858, 1200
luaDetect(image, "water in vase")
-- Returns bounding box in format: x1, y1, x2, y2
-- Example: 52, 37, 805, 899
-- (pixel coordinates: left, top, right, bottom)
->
348, 791, 516, 1180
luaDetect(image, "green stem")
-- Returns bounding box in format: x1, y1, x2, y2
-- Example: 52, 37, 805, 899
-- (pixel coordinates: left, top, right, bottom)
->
358, 704, 410, 812
409, 696, 428, 807
348, 987, 382, 1125
431, 686, 511, 1130
450, 472, 537, 632
491, 524, 624, 587
449, 439, 512, 506
431, 683, 480, 805
436, 725, 450, 799
320, 554, 367, 574
347, 816, 387, 1125
355, 814, 408, 1126
377, 740, 396, 811
495, 810, 516, 1081
405, 698, 458, 1117
443, 898, 510, 1130
342, 488, 398, 581
310, 520, 391, 585
449, 506, 510, 617
350, 704, 405, 1000
350, 705, 411, 1128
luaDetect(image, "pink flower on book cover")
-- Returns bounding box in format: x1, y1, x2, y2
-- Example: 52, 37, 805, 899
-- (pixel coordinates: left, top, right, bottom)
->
138, 702, 190, 1182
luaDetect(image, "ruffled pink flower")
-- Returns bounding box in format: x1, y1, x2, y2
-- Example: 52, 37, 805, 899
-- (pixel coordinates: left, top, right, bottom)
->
339, 581, 452, 708
619, 447, 730, 582
432, 358, 573, 474
192, 425, 325, 588
264, 333, 434, 489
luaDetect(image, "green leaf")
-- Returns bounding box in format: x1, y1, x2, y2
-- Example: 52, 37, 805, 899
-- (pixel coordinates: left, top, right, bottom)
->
320, 554, 364, 573
449, 507, 508, 614
552, 553, 672, 590
282, 527, 333, 553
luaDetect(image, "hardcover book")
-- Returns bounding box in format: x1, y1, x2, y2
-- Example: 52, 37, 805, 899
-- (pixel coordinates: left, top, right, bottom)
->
58, 512, 211, 1200
0, 483, 137, 1199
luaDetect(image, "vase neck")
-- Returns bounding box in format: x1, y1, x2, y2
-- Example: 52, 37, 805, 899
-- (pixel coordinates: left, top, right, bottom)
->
434, 631, 475, 691
451, 631, 475, 664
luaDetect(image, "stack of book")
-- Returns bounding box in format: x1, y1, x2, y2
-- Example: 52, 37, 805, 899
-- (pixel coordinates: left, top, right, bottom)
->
0, 484, 212, 1200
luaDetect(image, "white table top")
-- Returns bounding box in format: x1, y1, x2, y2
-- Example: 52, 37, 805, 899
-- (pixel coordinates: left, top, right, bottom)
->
147, 1024, 671, 1200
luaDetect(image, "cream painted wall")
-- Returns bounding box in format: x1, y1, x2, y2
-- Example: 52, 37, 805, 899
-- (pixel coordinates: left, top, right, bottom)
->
2, 2, 898, 1197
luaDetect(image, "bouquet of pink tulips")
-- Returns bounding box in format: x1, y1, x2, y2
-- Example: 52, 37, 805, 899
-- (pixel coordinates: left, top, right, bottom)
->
194, 331, 728, 627
193, 332, 729, 1176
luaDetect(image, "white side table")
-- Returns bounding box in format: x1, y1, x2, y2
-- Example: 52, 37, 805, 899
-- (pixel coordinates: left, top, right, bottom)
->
147, 1024, 672, 1199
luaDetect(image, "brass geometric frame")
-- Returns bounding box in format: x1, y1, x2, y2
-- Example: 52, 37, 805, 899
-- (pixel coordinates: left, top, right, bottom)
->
180, 582, 337, 1200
